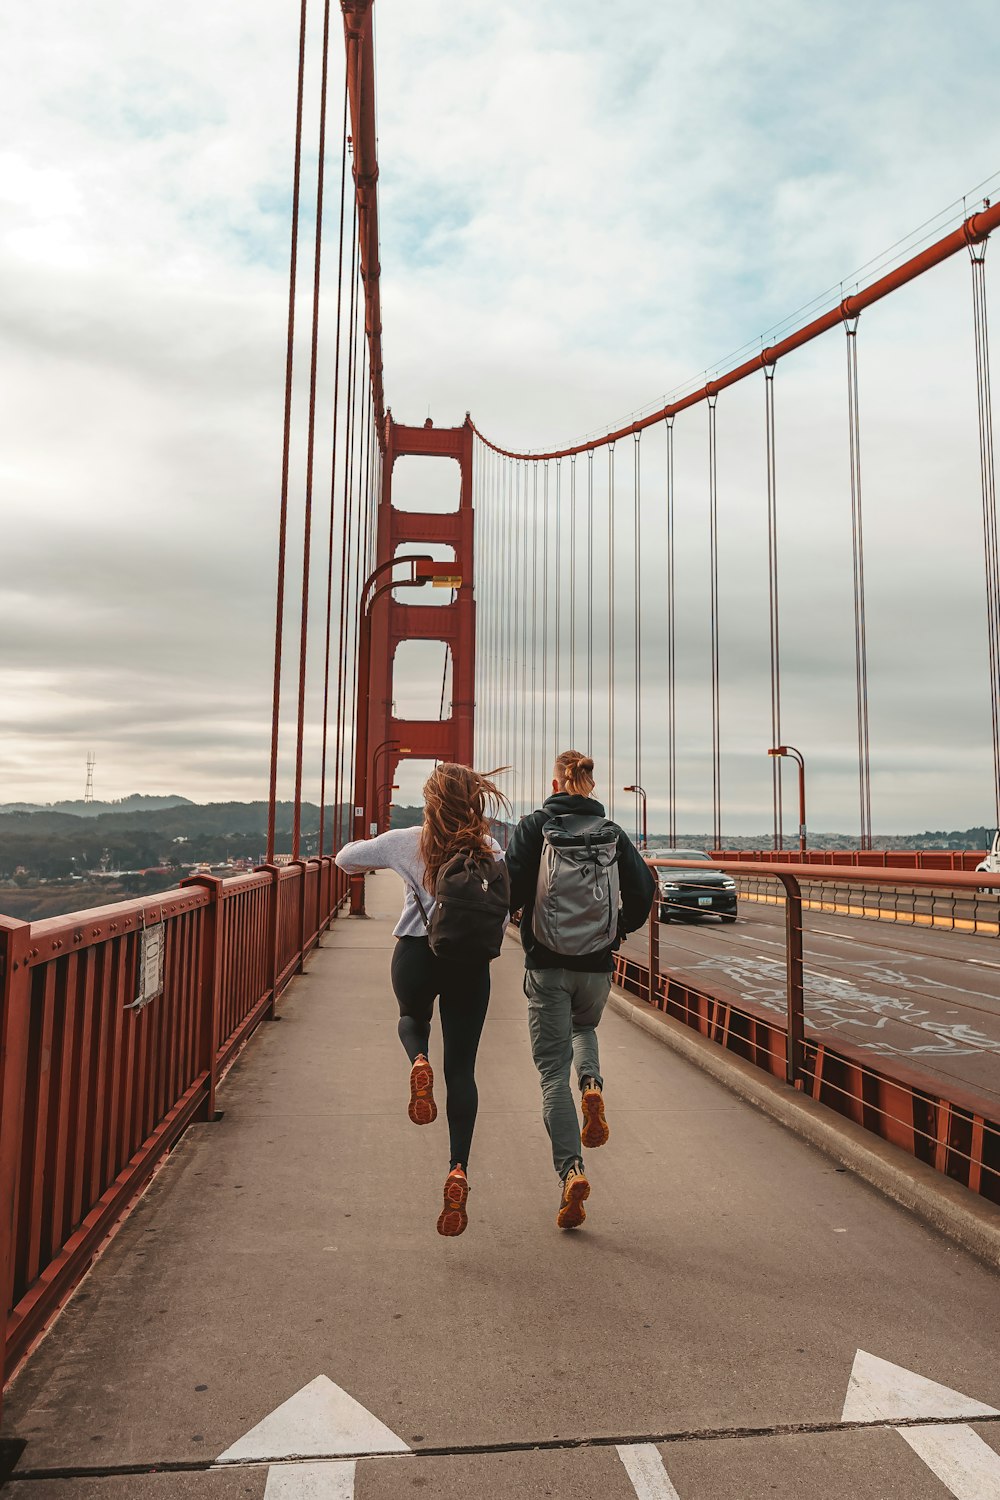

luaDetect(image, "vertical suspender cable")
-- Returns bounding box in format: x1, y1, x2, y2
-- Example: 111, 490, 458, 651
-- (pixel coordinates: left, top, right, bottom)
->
708, 393, 721, 851
764, 361, 783, 850
587, 450, 595, 753
294, 0, 332, 861
844, 315, 873, 850
607, 442, 616, 824
970, 239, 1000, 827
666, 416, 677, 845
633, 431, 642, 844
541, 461, 550, 789
521, 461, 531, 815
336, 217, 361, 840
345, 317, 367, 824
331, 168, 359, 853
511, 461, 521, 803
318, 66, 349, 859
267, 0, 310, 864
554, 459, 562, 758
530, 464, 539, 808
569, 455, 577, 748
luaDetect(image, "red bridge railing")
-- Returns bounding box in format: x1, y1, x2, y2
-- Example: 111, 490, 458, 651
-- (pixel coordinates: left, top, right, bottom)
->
0, 858, 348, 1399
619, 861, 1000, 1210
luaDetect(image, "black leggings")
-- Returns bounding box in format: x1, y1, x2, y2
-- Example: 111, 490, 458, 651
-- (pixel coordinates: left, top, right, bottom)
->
390, 936, 491, 1172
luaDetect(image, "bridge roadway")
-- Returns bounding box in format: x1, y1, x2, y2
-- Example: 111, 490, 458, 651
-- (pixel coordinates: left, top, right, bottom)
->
622, 903, 1000, 1106
4, 874, 1000, 1498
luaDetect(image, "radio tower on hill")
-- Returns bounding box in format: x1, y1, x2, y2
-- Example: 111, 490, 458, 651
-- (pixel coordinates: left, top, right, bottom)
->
85, 752, 96, 805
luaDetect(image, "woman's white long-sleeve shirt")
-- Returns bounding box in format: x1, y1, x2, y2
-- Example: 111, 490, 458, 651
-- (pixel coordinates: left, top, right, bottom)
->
335, 825, 507, 939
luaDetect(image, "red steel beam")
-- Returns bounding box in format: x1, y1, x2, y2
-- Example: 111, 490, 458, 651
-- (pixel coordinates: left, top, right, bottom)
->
470, 199, 1000, 461
340, 1, 385, 442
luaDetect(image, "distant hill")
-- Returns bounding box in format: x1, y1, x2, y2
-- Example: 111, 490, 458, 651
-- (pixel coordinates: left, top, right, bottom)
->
0, 794, 195, 819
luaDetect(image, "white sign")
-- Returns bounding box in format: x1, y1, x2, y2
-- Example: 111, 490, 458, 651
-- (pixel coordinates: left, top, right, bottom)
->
354, 806, 363, 818
369, 822, 378, 837
843, 1350, 1000, 1499
132, 923, 165, 1011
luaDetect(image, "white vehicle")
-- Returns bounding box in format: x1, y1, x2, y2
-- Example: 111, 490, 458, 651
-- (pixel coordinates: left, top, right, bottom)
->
976, 830, 1000, 873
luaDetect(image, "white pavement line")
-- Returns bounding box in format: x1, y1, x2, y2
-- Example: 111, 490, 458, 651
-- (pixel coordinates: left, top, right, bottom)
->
842, 1350, 1000, 1500
264, 1460, 358, 1499
217, 1375, 411, 1464
841, 1351, 999, 1424
616, 1442, 683, 1499
899, 1425, 1000, 1500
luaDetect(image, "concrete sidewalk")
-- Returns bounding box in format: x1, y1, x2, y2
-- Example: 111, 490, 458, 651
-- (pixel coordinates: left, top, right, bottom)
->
4, 872, 1000, 1499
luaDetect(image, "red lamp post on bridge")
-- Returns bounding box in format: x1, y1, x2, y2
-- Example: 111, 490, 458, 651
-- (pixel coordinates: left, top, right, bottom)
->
768, 746, 807, 858
623, 784, 648, 849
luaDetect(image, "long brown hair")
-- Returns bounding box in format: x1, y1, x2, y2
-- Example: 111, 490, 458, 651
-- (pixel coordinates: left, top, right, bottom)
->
419, 763, 511, 894
553, 749, 596, 797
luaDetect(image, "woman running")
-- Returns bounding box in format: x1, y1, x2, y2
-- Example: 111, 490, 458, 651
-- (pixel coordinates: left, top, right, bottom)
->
335, 763, 509, 1237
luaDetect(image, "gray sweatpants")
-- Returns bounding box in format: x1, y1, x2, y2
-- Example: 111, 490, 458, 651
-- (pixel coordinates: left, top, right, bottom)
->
524, 967, 611, 1179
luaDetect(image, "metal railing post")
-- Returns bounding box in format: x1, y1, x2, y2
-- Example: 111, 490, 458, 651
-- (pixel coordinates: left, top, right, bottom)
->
259, 863, 282, 1018
778, 873, 805, 1087
0, 916, 32, 1418
180, 874, 224, 1122
647, 900, 659, 1007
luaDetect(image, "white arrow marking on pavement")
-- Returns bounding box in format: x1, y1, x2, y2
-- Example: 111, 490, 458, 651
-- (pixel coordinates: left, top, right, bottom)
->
263, 1461, 357, 1499
217, 1374, 411, 1464
617, 1443, 683, 1500
842, 1350, 1000, 1500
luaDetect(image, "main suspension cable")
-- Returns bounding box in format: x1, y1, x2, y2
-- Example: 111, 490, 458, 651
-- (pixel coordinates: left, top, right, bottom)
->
666, 416, 677, 845
607, 441, 616, 824
633, 430, 642, 844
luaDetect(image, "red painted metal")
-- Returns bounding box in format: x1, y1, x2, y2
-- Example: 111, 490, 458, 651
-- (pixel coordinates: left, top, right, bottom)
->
470, 200, 1000, 461
340, 1, 384, 441
354, 416, 476, 848
0, 864, 347, 1402
629, 860, 1000, 1201
714, 847, 988, 870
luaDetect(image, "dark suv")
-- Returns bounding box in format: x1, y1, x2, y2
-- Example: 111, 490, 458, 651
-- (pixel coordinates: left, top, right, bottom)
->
650, 849, 738, 924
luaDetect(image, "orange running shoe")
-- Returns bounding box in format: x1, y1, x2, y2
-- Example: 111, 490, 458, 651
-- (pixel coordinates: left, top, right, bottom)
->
580, 1083, 609, 1149
556, 1166, 591, 1230
408, 1054, 437, 1125
436, 1166, 469, 1237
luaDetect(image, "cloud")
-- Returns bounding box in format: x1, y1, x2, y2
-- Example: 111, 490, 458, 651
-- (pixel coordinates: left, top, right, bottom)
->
2, 0, 999, 834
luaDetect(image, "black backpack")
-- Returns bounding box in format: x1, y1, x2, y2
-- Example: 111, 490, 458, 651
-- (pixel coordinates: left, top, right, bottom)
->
411, 849, 510, 961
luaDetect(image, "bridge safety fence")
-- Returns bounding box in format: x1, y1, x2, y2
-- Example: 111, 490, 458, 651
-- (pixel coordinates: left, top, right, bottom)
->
616, 861, 1000, 1210
0, 858, 349, 1397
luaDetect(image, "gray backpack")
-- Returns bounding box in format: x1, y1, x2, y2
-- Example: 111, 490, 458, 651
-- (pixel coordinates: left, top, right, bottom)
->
531, 814, 621, 955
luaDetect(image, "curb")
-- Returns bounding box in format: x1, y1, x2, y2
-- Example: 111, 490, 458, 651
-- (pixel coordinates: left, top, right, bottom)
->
608, 987, 1000, 1271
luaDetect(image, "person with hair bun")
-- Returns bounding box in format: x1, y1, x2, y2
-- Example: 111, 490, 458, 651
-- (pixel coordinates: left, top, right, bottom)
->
506, 750, 655, 1229
336, 763, 509, 1237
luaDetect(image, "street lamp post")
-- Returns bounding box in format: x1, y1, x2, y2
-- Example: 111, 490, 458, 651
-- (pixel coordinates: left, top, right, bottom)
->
623, 784, 648, 849
768, 746, 807, 857
350, 557, 459, 914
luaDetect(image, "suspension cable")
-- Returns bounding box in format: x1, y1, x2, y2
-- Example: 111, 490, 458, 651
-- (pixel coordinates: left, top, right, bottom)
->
666, 416, 676, 845
587, 450, 595, 753
554, 458, 562, 757
530, 462, 539, 809
633, 430, 642, 845
764, 361, 783, 851
266, 0, 310, 864
329, 165, 358, 858
541, 460, 550, 791
318, 66, 350, 858
569, 454, 577, 747
607, 441, 616, 825
844, 315, 873, 850
970, 239, 1000, 828
708, 393, 721, 851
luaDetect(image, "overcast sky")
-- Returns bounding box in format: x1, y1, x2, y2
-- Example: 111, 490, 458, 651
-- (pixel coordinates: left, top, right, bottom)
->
3, 1, 1000, 834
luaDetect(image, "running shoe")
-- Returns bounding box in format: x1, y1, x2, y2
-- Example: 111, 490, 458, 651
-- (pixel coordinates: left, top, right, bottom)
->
556, 1166, 591, 1230
408, 1054, 437, 1125
580, 1082, 609, 1149
436, 1166, 469, 1237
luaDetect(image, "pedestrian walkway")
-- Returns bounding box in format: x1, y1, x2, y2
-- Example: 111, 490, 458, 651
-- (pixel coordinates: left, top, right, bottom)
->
4, 874, 1000, 1499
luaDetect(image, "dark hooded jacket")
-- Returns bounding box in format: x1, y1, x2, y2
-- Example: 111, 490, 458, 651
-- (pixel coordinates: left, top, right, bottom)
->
505, 792, 656, 972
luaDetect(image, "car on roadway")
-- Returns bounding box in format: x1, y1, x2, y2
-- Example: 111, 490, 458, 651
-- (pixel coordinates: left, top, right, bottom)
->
649, 849, 738, 924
